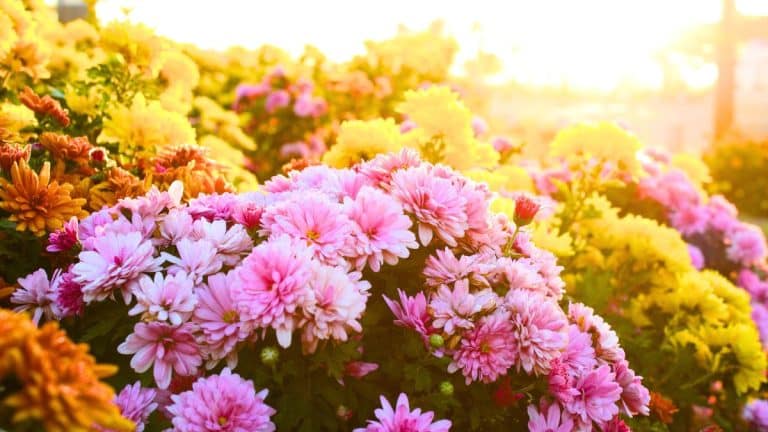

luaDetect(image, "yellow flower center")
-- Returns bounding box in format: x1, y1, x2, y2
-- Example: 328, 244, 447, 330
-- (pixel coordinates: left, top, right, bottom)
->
222, 310, 238, 324
218, 416, 228, 426
306, 230, 320, 241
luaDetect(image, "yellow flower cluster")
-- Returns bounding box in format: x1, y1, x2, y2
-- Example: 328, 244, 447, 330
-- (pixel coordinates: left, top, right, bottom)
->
550, 121, 643, 177
323, 118, 403, 168
397, 86, 498, 170
0, 309, 133, 432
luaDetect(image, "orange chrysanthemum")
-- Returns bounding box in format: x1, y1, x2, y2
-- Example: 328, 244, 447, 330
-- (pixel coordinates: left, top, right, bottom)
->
40, 132, 91, 162
150, 144, 233, 198
19, 87, 70, 127
0, 143, 30, 171
281, 157, 319, 174
649, 391, 679, 425
0, 309, 133, 432
87, 167, 150, 211
0, 160, 87, 236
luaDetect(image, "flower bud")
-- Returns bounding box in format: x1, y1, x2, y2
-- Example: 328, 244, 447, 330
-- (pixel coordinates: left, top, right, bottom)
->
513, 195, 540, 226
439, 381, 454, 396
429, 334, 445, 348
260, 346, 279, 366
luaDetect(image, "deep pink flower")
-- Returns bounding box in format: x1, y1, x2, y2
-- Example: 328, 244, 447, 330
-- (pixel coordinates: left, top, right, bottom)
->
383, 289, 432, 342
129, 272, 197, 326
168, 368, 276, 432
265, 89, 291, 113
565, 365, 622, 425
390, 166, 468, 247
112, 382, 157, 432
548, 357, 578, 404
670, 205, 708, 236
233, 200, 264, 229
429, 281, 496, 335
343, 186, 418, 272
54, 267, 85, 317
727, 225, 768, 265
12, 268, 59, 324
293, 93, 315, 117
527, 399, 575, 432
233, 235, 313, 347
261, 194, 354, 265
73, 231, 161, 303
505, 290, 568, 375
194, 271, 252, 369
448, 310, 517, 384
354, 393, 451, 432
47, 216, 79, 252
118, 321, 202, 389
187, 193, 239, 221
614, 359, 650, 417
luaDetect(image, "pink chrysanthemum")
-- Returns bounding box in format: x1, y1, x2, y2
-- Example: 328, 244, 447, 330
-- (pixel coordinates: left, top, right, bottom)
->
354, 393, 451, 432
233, 235, 313, 347
300, 264, 370, 354
547, 357, 578, 405
383, 289, 433, 343
118, 321, 202, 389
493, 258, 548, 296
233, 200, 264, 229
77, 207, 116, 249
12, 268, 59, 324
389, 166, 468, 247
423, 248, 492, 290
429, 280, 497, 335
527, 399, 575, 432
190, 219, 253, 266
118, 182, 183, 218
344, 186, 417, 271
194, 271, 252, 369
112, 382, 158, 432
727, 225, 768, 265
562, 325, 597, 376
670, 205, 708, 236
162, 238, 223, 285
54, 267, 85, 317
568, 303, 625, 363
129, 271, 197, 326
261, 194, 354, 265
46, 216, 79, 253
168, 368, 276, 432
358, 148, 422, 187
447, 310, 517, 384
565, 365, 622, 425
159, 208, 194, 245
73, 231, 161, 303
505, 289, 568, 375
614, 359, 650, 417
187, 192, 240, 221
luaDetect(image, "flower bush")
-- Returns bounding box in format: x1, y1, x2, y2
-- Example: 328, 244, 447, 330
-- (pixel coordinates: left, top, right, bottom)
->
706, 137, 768, 218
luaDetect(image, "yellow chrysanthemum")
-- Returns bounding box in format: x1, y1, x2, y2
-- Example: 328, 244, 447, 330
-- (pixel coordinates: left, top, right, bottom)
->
1, 102, 37, 132
671, 152, 712, 186
160, 50, 200, 92
364, 24, 457, 79
98, 93, 196, 162
0, 11, 17, 59
0, 160, 87, 236
100, 21, 166, 75
323, 118, 403, 168
531, 223, 575, 258
464, 165, 535, 193
64, 86, 100, 117
0, 309, 133, 432
397, 86, 498, 170
550, 121, 642, 176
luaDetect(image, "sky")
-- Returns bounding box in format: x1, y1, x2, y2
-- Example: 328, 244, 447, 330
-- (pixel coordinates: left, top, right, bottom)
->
93, 0, 768, 91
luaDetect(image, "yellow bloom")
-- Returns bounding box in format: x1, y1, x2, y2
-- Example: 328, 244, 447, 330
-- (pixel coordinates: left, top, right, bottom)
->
160, 50, 200, 93
100, 21, 166, 75
531, 223, 575, 258
0, 11, 17, 60
98, 93, 196, 162
323, 118, 403, 168
671, 152, 712, 186
0, 160, 87, 236
1, 102, 37, 132
364, 24, 457, 79
550, 122, 642, 176
64, 86, 100, 117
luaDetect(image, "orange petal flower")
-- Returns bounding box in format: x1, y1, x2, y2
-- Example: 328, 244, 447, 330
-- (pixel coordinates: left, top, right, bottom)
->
649, 391, 679, 425
19, 87, 70, 127
40, 132, 91, 162
0, 143, 31, 171
0, 160, 87, 236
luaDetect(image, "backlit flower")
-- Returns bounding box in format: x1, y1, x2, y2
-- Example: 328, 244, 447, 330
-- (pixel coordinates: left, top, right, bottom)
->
11, 268, 59, 324
354, 393, 451, 432
129, 272, 197, 325
448, 310, 516, 384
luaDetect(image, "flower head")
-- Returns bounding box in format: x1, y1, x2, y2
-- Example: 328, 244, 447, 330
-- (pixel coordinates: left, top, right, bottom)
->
12, 268, 59, 324
447, 310, 517, 384
429, 281, 496, 335
354, 393, 451, 432
743, 399, 768, 431
46, 216, 80, 253
0, 160, 87, 236
614, 359, 650, 417
54, 268, 85, 317
162, 238, 223, 285
505, 290, 568, 375
565, 365, 622, 425
113, 382, 158, 432
383, 289, 432, 342
168, 368, 276, 432
513, 194, 540, 226
527, 400, 575, 432
118, 321, 202, 389
129, 272, 197, 326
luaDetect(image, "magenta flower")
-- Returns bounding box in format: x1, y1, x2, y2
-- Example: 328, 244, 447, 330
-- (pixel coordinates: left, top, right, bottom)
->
561, 325, 597, 376
12, 268, 59, 324
614, 359, 650, 417
670, 205, 708, 236
343, 186, 418, 271
547, 357, 578, 404
565, 365, 622, 425
194, 271, 252, 369
233, 235, 313, 347
527, 400, 575, 432
118, 321, 202, 389
118, 182, 183, 218
112, 382, 157, 432
423, 248, 492, 290
429, 280, 497, 335
265, 89, 291, 113
162, 238, 223, 285
168, 368, 276, 432
300, 264, 370, 354
383, 289, 432, 342
727, 225, 768, 265
743, 399, 768, 431
54, 268, 85, 317
46, 216, 79, 252
354, 393, 451, 432
233, 200, 264, 229
688, 244, 705, 269
390, 166, 468, 247
448, 310, 517, 384
261, 194, 354, 265
129, 272, 197, 326
505, 290, 568, 375
293, 93, 315, 117
73, 231, 161, 303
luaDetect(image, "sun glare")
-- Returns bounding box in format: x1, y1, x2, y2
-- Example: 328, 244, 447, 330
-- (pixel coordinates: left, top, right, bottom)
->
95, 0, 766, 92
